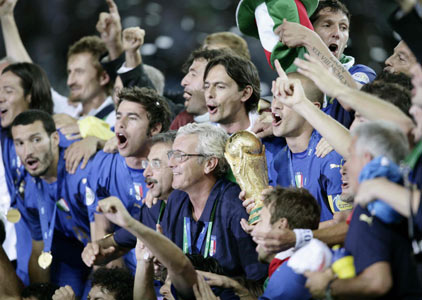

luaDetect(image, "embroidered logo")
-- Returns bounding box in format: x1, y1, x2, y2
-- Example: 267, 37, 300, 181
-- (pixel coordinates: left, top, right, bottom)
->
209, 235, 217, 257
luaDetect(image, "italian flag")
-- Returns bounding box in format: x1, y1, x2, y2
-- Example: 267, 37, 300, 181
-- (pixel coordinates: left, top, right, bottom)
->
236, 0, 319, 73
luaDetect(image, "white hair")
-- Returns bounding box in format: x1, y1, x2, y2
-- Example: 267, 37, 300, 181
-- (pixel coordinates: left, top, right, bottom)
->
351, 120, 409, 164
144, 64, 165, 96
177, 123, 229, 178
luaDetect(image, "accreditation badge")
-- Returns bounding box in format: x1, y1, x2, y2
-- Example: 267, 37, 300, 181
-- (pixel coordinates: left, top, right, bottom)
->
209, 235, 217, 257
38, 251, 53, 269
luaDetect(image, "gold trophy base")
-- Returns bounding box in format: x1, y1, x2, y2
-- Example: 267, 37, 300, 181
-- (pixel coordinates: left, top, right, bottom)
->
248, 205, 263, 225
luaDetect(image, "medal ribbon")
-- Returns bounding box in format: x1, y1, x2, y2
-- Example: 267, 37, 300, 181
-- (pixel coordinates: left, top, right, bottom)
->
156, 201, 166, 225
183, 186, 220, 258
36, 155, 65, 253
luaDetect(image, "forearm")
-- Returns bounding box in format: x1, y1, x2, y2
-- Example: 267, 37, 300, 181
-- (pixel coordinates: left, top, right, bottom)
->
125, 50, 142, 69
28, 242, 50, 283
313, 221, 348, 246
371, 179, 420, 217
295, 100, 351, 158
334, 86, 415, 135
304, 36, 358, 91
331, 265, 391, 298
0, 247, 22, 299
134, 260, 156, 300
126, 218, 196, 296
1, 14, 32, 62
106, 38, 123, 61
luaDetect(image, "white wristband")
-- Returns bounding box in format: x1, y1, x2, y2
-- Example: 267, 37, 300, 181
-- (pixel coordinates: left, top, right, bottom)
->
293, 229, 313, 249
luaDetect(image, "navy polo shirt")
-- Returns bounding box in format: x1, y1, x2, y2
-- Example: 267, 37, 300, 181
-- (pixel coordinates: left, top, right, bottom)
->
161, 179, 267, 281
114, 200, 166, 248
268, 131, 347, 222
345, 206, 422, 298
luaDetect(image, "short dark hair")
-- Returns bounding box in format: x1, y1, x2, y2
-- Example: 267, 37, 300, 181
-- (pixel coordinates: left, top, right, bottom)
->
375, 71, 413, 91
204, 54, 260, 113
90, 267, 134, 300
310, 0, 351, 24
3, 63, 53, 115
150, 130, 177, 146
117, 87, 171, 134
182, 48, 229, 74
11, 109, 56, 136
361, 81, 411, 116
187, 254, 226, 275
263, 187, 320, 230
21, 283, 58, 300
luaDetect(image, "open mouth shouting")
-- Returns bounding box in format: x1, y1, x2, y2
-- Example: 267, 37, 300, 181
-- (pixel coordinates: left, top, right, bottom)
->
207, 104, 218, 115
145, 178, 158, 189
272, 113, 282, 126
116, 132, 128, 149
328, 43, 339, 56
25, 157, 40, 172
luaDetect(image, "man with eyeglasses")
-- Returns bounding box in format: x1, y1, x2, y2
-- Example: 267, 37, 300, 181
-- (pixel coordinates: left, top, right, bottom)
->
81, 86, 172, 273
160, 123, 267, 282
82, 131, 176, 270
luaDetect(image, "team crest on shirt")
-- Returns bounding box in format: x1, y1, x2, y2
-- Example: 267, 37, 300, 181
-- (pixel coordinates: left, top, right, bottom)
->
294, 172, 304, 188
133, 183, 143, 201
209, 235, 217, 257
85, 186, 95, 206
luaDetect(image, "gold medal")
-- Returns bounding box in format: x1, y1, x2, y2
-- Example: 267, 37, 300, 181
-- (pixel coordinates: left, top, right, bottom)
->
6, 209, 21, 223
38, 252, 53, 269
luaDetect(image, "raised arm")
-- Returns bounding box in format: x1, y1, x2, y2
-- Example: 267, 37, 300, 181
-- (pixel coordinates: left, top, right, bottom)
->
0, 0, 32, 62
295, 55, 415, 136
122, 27, 145, 68
272, 59, 351, 158
98, 196, 197, 300
276, 19, 359, 91
96, 0, 123, 60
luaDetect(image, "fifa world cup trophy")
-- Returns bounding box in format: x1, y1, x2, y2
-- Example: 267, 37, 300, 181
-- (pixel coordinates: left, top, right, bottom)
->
224, 131, 268, 224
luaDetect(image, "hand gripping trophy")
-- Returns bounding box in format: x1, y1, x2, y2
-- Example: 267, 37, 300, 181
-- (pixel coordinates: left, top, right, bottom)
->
224, 131, 268, 224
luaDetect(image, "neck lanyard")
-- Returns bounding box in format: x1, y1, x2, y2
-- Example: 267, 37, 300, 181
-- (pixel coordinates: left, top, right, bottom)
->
156, 201, 166, 225
36, 158, 64, 253
183, 188, 220, 258
287, 131, 318, 188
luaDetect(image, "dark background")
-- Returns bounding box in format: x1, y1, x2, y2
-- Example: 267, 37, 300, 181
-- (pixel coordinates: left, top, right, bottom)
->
0, 0, 402, 97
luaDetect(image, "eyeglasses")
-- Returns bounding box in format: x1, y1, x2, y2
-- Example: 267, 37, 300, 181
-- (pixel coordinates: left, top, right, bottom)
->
141, 159, 162, 169
167, 150, 208, 163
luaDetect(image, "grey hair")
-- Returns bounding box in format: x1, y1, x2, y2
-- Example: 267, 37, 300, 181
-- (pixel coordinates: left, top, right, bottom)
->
351, 120, 409, 164
150, 130, 177, 146
177, 123, 229, 178
144, 64, 165, 96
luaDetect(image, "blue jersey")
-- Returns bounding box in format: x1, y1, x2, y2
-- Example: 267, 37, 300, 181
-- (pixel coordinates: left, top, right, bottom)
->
0, 127, 32, 285
86, 151, 148, 222
86, 150, 148, 273
161, 179, 267, 281
269, 131, 348, 222
262, 136, 286, 172
21, 148, 92, 244
323, 64, 376, 129
259, 263, 310, 300
345, 206, 422, 298
19, 148, 92, 297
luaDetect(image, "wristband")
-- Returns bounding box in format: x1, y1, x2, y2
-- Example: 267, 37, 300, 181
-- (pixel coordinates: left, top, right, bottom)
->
293, 229, 313, 249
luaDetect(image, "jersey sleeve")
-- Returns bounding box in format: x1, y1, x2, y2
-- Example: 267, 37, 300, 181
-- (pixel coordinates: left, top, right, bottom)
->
349, 64, 377, 85
322, 153, 352, 213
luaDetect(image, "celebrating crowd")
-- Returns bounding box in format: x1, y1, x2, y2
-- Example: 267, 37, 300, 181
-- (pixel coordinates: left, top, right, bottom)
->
0, 0, 422, 299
